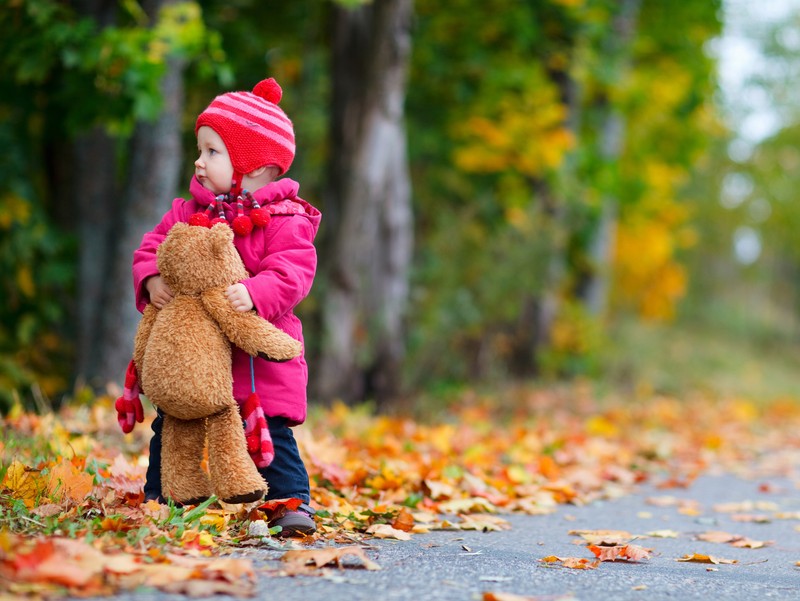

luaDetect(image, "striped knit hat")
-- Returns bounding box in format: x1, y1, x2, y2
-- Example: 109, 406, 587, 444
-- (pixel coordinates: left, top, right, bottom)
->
195, 78, 295, 182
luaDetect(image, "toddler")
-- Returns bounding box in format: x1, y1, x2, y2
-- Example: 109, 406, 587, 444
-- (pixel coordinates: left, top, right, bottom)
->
131, 78, 321, 536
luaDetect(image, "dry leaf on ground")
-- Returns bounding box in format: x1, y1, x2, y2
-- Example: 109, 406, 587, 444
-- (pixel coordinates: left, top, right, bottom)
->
539, 556, 600, 570
676, 553, 738, 565
587, 543, 652, 562
281, 546, 381, 573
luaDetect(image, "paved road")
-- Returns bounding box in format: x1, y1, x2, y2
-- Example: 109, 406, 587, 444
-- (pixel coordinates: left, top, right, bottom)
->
92, 472, 800, 600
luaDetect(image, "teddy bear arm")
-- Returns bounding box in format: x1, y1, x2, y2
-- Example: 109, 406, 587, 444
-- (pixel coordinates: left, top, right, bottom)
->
132, 303, 158, 374
200, 287, 303, 361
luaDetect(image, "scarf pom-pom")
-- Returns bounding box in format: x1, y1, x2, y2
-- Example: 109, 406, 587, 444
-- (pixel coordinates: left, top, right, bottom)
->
250, 207, 271, 227
232, 215, 254, 236
189, 212, 211, 227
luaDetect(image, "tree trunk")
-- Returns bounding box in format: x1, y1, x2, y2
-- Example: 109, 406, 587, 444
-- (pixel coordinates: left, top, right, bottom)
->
71, 0, 184, 389
580, 0, 641, 317
508, 66, 579, 377
71, 0, 119, 386
73, 127, 118, 383
96, 52, 185, 386
315, 0, 413, 406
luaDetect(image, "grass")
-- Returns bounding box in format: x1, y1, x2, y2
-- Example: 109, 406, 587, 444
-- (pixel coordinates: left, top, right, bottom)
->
602, 307, 800, 403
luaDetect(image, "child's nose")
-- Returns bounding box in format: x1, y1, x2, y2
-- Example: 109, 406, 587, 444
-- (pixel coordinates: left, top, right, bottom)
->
195, 157, 204, 168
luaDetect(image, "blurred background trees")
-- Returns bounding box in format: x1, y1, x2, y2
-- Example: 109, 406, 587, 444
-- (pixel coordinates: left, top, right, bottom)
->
1, 0, 798, 411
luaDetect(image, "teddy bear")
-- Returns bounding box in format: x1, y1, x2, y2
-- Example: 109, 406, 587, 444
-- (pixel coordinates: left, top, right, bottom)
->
130, 222, 302, 505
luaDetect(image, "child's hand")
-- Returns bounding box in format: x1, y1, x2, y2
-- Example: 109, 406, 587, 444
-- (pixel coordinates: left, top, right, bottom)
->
225, 283, 254, 312
146, 275, 173, 309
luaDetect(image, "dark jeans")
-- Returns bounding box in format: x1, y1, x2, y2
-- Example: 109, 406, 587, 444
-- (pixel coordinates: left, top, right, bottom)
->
144, 409, 311, 504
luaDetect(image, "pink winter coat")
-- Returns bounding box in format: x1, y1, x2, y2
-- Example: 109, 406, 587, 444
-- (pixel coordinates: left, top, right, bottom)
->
132, 176, 321, 425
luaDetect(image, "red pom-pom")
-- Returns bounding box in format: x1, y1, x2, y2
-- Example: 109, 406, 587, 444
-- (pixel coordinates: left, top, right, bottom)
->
189, 212, 211, 227
250, 207, 271, 227
210, 217, 228, 227
232, 215, 253, 236
252, 78, 282, 104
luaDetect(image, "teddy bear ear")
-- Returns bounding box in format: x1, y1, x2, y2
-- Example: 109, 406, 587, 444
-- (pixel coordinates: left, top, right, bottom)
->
169, 222, 190, 235
209, 222, 234, 256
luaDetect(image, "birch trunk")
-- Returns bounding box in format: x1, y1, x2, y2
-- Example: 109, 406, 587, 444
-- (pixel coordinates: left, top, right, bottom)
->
316, 0, 413, 406
582, 0, 641, 316
96, 53, 185, 386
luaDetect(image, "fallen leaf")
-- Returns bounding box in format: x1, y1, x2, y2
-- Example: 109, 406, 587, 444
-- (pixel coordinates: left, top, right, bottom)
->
457, 514, 511, 532
257, 497, 304, 513
696, 531, 772, 549
46, 458, 94, 503
696, 531, 738, 544
366, 523, 412, 540
2, 461, 46, 508
438, 497, 498, 514
587, 543, 652, 562
730, 537, 772, 549
568, 529, 636, 544
647, 529, 679, 538
713, 501, 779, 513
281, 546, 380, 572
676, 553, 737, 565
392, 507, 415, 532
539, 556, 599, 570
106, 455, 146, 497
483, 593, 539, 601
730, 514, 771, 523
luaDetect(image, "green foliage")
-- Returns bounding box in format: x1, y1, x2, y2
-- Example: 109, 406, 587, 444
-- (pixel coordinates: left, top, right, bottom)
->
407, 199, 554, 385
0, 120, 73, 411
539, 300, 606, 378
404, 0, 724, 385
0, 1, 229, 408
1, 0, 228, 132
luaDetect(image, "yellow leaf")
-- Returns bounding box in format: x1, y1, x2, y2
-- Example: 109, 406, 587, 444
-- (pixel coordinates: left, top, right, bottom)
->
676, 553, 737, 565
3, 460, 46, 507
199, 511, 230, 531
16, 266, 35, 297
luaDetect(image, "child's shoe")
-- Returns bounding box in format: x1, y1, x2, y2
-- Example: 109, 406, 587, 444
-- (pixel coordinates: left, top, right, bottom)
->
271, 503, 317, 537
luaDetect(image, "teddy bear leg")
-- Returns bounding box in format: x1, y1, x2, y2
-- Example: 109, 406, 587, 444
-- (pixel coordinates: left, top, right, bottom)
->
162, 415, 212, 505
207, 405, 267, 504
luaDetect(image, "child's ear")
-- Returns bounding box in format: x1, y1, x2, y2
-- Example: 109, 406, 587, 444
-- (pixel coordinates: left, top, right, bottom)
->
246, 165, 279, 180
247, 166, 268, 178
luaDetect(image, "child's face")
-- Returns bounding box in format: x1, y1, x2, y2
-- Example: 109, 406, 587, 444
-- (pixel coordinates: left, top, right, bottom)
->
195, 126, 234, 194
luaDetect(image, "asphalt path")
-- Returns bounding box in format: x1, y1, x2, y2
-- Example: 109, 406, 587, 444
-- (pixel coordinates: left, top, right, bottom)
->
86, 471, 800, 601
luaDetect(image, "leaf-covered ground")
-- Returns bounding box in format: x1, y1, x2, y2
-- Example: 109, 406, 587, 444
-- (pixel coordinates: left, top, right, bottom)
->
2, 385, 799, 597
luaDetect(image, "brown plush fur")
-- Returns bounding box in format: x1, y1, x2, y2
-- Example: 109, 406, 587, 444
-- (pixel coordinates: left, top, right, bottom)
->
133, 222, 302, 505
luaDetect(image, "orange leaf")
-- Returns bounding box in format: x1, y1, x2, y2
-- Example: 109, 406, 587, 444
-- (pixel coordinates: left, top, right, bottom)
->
676, 553, 737, 565
588, 543, 652, 562
47, 458, 94, 503
539, 556, 599, 569
392, 507, 415, 532
483, 593, 540, 601
100, 517, 136, 533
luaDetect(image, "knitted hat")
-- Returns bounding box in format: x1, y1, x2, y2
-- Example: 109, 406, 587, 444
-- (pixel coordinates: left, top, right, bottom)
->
195, 78, 295, 179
